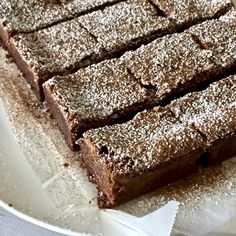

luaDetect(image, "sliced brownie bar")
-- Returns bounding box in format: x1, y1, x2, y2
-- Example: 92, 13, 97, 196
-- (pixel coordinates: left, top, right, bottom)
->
151, 0, 233, 27
78, 0, 172, 53
122, 9, 236, 102
187, 9, 236, 73
8, 19, 102, 99
43, 59, 154, 149
0, 0, 120, 34
80, 75, 236, 208
79, 107, 205, 207
168, 75, 236, 165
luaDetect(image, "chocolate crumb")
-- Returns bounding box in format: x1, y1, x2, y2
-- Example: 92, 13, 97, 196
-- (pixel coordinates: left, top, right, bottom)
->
63, 162, 70, 168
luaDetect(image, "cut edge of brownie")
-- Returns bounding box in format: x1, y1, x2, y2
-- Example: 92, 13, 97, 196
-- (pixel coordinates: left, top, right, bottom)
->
0, 24, 43, 100
79, 137, 203, 208
80, 135, 205, 208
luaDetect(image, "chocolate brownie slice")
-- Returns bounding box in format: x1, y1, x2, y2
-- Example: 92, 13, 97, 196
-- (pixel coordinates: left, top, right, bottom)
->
43, 59, 154, 149
122, 9, 236, 102
78, 0, 172, 54
80, 75, 236, 208
80, 107, 205, 207
187, 9, 236, 73
0, 0, 120, 34
9, 19, 102, 99
151, 0, 233, 27
168, 75, 236, 165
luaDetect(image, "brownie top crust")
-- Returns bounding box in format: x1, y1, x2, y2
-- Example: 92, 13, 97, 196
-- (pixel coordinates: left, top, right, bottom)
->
0, 0, 120, 33
122, 32, 215, 100
78, 0, 172, 53
151, 0, 234, 26
82, 107, 204, 175
188, 9, 236, 68
169, 75, 236, 144
44, 59, 150, 121
12, 18, 102, 80
122, 9, 236, 101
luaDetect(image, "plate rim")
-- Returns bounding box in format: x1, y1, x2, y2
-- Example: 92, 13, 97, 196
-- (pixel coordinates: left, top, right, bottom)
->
0, 199, 85, 236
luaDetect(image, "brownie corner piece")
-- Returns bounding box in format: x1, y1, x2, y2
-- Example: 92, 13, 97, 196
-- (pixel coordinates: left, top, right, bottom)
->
43, 59, 152, 150
79, 108, 205, 208
8, 18, 102, 100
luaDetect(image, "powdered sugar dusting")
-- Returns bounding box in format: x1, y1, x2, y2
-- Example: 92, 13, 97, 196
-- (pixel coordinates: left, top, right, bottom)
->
44, 59, 149, 121
78, 0, 172, 52
0, 0, 120, 33
170, 75, 236, 144
151, 0, 233, 25
13, 18, 102, 79
83, 107, 204, 175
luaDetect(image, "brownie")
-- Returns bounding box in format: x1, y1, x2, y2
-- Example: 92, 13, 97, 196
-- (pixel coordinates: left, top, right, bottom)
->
43, 59, 154, 149
0, 0, 120, 34
122, 9, 236, 102
79, 107, 205, 207
78, 0, 172, 53
80, 74, 236, 208
8, 19, 102, 100
168, 75, 236, 164
187, 9, 236, 73
151, 0, 234, 27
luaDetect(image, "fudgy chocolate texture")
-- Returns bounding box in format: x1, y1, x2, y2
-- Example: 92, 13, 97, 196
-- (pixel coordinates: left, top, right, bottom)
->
78, 0, 172, 53
43, 59, 154, 149
151, 0, 233, 27
0, 0, 120, 34
80, 107, 205, 207
10, 18, 102, 99
80, 74, 236, 207
122, 9, 236, 101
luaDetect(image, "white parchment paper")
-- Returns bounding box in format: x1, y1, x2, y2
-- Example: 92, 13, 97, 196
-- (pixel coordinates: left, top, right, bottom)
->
0, 40, 236, 236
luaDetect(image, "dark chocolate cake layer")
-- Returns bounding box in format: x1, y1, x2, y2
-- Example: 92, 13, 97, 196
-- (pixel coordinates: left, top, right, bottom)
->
80, 74, 236, 208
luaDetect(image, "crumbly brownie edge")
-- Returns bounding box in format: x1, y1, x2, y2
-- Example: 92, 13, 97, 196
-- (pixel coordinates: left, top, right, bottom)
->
43, 84, 77, 149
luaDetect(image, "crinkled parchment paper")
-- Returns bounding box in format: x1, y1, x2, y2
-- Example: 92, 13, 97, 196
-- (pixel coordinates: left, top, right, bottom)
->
0, 43, 236, 236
